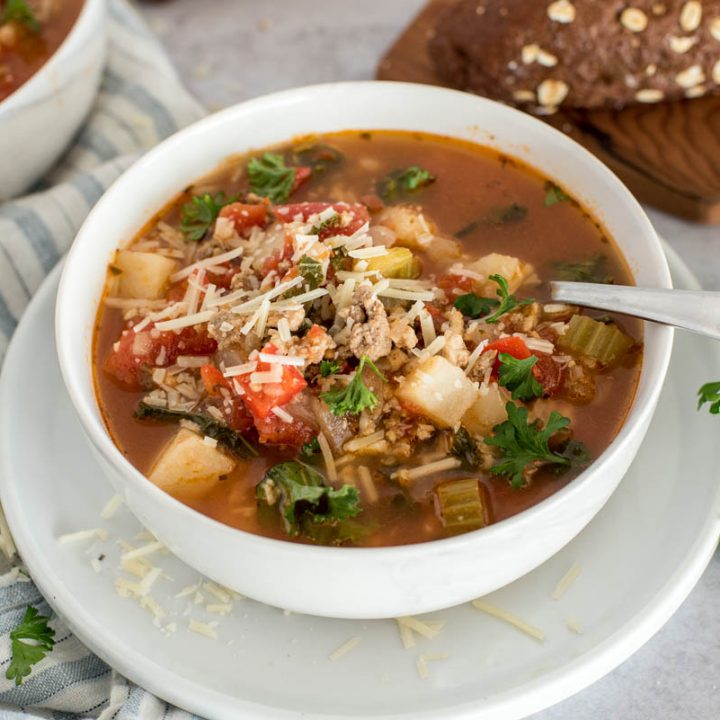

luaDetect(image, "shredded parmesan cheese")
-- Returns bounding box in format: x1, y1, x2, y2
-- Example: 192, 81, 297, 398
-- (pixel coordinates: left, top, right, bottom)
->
155, 310, 214, 331
121, 540, 165, 562
329, 636, 362, 662
58, 528, 108, 544
258, 353, 305, 366
100, 494, 124, 520
170, 246, 244, 282
551, 561, 582, 600
416, 652, 449, 680
188, 619, 218, 639
565, 616, 584, 634
271, 406, 294, 423
471, 599, 545, 642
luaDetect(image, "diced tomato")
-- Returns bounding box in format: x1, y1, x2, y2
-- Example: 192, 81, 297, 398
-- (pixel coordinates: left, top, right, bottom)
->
291, 166, 312, 193
219, 202, 268, 236
484, 337, 560, 395
531, 352, 562, 396
437, 273, 473, 301
235, 344, 307, 420
200, 364, 229, 397
484, 336, 531, 379
104, 324, 217, 390
262, 235, 294, 275
253, 411, 315, 447
166, 280, 187, 303
273, 202, 369, 240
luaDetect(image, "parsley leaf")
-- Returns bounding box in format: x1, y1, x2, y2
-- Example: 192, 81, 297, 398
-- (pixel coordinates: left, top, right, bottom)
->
378, 166, 436, 201
485, 274, 533, 323
698, 382, 720, 414
497, 353, 544, 401
310, 214, 342, 235
6, 606, 55, 686
1, 0, 40, 32
319, 359, 341, 377
451, 427, 480, 470
256, 461, 361, 536
297, 255, 324, 289
300, 437, 321, 457
179, 192, 234, 242
553, 255, 614, 284
454, 293, 499, 319
330, 246, 350, 271
485, 402, 570, 488
321, 355, 386, 416
544, 182, 571, 207
247, 152, 297, 203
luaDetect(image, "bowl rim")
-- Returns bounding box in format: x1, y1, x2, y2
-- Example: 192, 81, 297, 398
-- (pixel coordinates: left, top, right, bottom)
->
56, 80, 674, 561
0, 0, 104, 113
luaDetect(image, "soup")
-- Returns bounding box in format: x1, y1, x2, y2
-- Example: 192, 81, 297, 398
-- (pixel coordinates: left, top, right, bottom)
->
93, 130, 642, 547
0, 0, 84, 102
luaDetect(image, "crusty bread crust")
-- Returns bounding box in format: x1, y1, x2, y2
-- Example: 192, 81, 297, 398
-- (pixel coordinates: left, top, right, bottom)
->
428, 0, 720, 111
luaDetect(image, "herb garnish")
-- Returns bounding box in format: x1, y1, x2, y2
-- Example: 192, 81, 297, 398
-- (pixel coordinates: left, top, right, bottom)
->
256, 461, 361, 536
134, 402, 257, 457
321, 355, 386, 416
544, 182, 571, 207
378, 166, 436, 202
292, 143, 343, 173
453, 294, 499, 319
455, 203, 528, 238
297, 255, 324, 289
485, 274, 533, 323
2, 0, 40, 33
300, 437, 321, 457
319, 359, 341, 377
247, 152, 298, 203
485, 402, 571, 488
6, 606, 55, 686
497, 353, 544, 401
179, 192, 234, 242
698, 382, 720, 414
553, 255, 614, 284
451, 427, 481, 470
310, 214, 342, 235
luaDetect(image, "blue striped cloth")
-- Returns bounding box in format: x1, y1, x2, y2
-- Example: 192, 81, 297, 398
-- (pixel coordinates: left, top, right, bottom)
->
0, 1, 204, 716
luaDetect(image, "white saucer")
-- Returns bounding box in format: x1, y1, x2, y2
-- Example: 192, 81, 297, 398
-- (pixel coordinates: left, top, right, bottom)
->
1, 244, 719, 720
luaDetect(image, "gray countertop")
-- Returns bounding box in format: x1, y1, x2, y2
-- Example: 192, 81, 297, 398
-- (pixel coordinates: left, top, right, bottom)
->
137, 1, 720, 717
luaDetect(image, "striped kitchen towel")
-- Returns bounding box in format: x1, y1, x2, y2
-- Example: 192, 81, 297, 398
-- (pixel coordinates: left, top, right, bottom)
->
0, 0, 204, 717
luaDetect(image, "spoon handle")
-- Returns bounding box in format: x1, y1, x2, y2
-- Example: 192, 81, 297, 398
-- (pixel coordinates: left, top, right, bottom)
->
550, 282, 720, 341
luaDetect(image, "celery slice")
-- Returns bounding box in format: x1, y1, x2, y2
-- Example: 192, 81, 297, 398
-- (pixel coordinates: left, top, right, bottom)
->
558, 314, 634, 366
360, 247, 420, 279
435, 478, 488, 534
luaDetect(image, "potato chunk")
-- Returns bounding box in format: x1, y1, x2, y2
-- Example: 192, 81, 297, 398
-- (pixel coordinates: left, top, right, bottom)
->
462, 383, 510, 436
115, 250, 177, 300
375, 205, 435, 250
148, 429, 236, 497
396, 356, 477, 428
468, 253, 533, 295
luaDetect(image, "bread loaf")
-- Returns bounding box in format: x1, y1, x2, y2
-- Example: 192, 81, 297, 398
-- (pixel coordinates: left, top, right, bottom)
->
428, 0, 720, 111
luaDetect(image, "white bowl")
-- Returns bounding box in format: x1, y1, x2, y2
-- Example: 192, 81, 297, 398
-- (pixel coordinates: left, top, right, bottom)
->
0, 0, 107, 200
56, 82, 673, 619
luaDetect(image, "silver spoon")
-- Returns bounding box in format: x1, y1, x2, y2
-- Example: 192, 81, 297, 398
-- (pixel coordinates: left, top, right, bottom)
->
550, 282, 720, 341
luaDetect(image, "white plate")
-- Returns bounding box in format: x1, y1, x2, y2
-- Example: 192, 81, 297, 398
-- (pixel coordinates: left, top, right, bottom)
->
1, 244, 719, 720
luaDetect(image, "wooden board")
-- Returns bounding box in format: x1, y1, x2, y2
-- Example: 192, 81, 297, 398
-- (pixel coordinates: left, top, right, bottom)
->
377, 0, 720, 224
